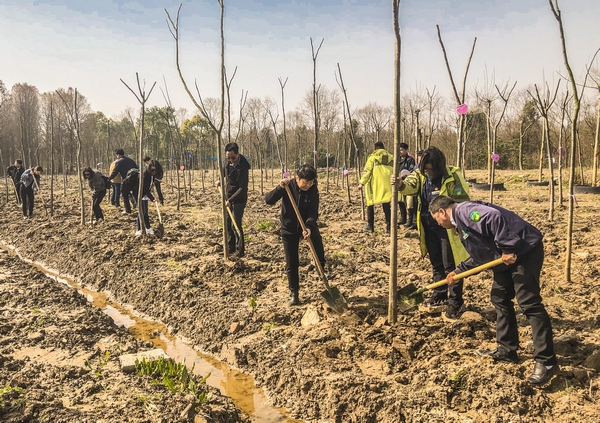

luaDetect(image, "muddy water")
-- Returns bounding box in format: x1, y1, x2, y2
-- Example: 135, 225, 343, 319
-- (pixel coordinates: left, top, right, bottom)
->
1, 243, 300, 423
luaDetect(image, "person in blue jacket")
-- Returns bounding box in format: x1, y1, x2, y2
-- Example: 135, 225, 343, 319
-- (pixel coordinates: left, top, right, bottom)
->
20, 166, 43, 219
428, 195, 558, 385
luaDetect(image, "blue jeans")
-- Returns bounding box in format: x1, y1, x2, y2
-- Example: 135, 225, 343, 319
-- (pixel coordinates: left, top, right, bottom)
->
136, 200, 150, 231
111, 183, 121, 206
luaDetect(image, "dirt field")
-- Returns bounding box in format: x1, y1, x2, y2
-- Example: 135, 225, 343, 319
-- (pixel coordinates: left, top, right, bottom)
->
0, 168, 599, 423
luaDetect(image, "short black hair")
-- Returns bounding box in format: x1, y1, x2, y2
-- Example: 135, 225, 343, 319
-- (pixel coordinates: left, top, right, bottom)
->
225, 142, 239, 154
297, 164, 317, 181
16, 160, 23, 165
399, 142, 409, 150
428, 195, 456, 214
115, 148, 125, 156
143, 156, 151, 162
374, 141, 385, 150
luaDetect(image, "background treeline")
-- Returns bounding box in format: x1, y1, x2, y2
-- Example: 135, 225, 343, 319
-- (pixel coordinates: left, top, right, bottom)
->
1, 79, 598, 184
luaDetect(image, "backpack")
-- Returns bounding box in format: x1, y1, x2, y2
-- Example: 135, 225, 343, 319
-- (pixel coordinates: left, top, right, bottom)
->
121, 168, 139, 189
102, 175, 112, 190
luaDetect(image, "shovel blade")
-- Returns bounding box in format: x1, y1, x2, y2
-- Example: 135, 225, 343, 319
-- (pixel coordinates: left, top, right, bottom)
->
156, 222, 165, 238
396, 283, 426, 314
320, 286, 348, 313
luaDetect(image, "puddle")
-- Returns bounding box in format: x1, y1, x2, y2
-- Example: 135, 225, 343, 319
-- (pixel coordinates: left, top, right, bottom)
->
1, 244, 300, 423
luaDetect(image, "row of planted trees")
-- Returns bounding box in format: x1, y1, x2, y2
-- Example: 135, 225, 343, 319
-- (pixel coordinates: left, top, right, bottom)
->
2, 79, 599, 193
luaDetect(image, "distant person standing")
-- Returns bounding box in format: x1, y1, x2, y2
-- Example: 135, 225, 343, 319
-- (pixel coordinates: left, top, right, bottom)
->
107, 149, 137, 214
397, 143, 416, 226
83, 167, 107, 223
144, 156, 164, 205
20, 166, 43, 219
7, 160, 25, 204
358, 141, 394, 234
108, 158, 122, 208
218, 142, 250, 257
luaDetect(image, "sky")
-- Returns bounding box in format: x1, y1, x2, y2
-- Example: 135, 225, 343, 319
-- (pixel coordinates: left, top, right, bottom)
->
1, 0, 599, 119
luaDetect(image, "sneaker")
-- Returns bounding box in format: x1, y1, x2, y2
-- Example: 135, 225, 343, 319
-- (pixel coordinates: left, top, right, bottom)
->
23, 215, 28, 220
443, 304, 465, 321
135, 230, 142, 236
363, 225, 374, 233
146, 227, 154, 235
475, 348, 519, 364
96, 218, 104, 224
121, 210, 131, 215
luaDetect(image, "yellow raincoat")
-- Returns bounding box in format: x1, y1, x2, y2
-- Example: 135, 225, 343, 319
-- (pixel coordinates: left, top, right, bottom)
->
359, 148, 393, 206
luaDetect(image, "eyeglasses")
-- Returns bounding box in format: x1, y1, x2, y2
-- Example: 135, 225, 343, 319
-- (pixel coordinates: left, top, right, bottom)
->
83, 174, 90, 177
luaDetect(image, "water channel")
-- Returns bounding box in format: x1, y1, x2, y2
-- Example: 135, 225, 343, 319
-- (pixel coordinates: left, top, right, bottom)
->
2, 243, 300, 423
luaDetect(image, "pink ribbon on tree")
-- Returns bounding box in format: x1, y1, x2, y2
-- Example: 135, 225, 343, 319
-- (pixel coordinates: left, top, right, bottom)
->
283, 171, 290, 178
180, 165, 185, 171
456, 104, 469, 115
343, 169, 349, 176
557, 147, 565, 155
491, 153, 500, 163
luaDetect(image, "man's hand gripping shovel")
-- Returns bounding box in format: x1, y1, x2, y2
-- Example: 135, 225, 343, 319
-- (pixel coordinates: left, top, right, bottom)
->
397, 258, 504, 313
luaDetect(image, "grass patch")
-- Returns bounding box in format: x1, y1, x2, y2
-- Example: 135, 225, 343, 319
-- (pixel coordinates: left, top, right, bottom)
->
257, 220, 275, 231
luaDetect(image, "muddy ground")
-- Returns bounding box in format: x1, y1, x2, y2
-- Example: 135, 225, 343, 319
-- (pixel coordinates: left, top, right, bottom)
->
0, 248, 248, 422
0, 168, 599, 423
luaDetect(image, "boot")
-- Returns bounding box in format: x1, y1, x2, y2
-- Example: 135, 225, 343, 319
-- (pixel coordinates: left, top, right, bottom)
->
399, 202, 407, 225
405, 208, 416, 230
289, 290, 300, 306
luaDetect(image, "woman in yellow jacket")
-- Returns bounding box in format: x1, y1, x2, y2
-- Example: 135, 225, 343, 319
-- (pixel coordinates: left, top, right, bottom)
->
358, 141, 393, 234
391, 146, 470, 320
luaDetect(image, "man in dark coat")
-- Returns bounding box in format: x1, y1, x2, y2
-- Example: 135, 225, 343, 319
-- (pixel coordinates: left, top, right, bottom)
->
429, 195, 559, 385
107, 149, 138, 214
221, 142, 250, 257
265, 165, 325, 306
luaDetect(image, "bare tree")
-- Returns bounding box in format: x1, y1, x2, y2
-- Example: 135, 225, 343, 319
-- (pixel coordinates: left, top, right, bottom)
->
548, 0, 582, 282
279, 77, 289, 174
389, 0, 402, 324
436, 25, 477, 169
166, 1, 229, 259
310, 37, 324, 168
121, 73, 157, 235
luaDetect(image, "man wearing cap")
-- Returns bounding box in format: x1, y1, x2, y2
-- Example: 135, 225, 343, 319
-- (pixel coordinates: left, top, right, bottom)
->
397, 143, 416, 227
428, 195, 559, 385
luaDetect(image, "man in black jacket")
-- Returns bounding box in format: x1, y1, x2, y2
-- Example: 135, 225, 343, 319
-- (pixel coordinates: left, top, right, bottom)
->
429, 195, 559, 386
107, 149, 138, 214
7, 160, 25, 204
221, 143, 250, 257
265, 165, 325, 306
144, 157, 164, 205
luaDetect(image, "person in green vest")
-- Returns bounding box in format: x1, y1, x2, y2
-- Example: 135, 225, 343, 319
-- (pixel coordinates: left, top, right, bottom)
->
391, 146, 470, 320
358, 141, 393, 235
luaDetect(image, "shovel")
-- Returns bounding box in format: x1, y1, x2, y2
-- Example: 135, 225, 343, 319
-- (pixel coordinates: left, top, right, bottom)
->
217, 184, 242, 239
284, 183, 348, 313
397, 257, 504, 313
155, 201, 164, 237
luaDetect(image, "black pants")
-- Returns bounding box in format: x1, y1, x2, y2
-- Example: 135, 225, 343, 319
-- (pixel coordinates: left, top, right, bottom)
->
93, 190, 106, 220
491, 242, 557, 366
423, 219, 463, 308
121, 183, 132, 213
155, 180, 164, 204
227, 202, 246, 256
367, 202, 391, 230
14, 181, 22, 204
136, 200, 151, 230
21, 184, 34, 217
282, 228, 326, 291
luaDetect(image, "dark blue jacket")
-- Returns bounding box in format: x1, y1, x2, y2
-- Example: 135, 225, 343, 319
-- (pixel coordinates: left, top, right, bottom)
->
108, 156, 137, 180
453, 201, 543, 273
265, 179, 319, 235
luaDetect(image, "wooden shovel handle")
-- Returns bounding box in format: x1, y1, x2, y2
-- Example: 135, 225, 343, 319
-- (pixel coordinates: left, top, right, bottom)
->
283, 184, 330, 289
155, 201, 162, 223
217, 184, 241, 237
425, 257, 505, 291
